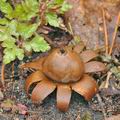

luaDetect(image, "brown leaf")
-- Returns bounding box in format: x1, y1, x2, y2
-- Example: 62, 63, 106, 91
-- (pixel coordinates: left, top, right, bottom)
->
80, 50, 98, 63
85, 61, 106, 73
73, 41, 85, 53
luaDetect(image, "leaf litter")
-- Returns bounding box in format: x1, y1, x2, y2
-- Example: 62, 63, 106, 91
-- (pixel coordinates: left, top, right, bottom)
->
0, 0, 120, 120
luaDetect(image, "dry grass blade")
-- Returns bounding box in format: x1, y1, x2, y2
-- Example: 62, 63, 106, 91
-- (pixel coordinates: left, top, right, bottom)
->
104, 71, 112, 88
109, 12, 120, 55
102, 8, 109, 54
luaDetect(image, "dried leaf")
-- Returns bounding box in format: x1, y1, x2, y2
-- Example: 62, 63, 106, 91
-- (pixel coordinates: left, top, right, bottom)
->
85, 61, 106, 73
80, 50, 98, 63
73, 41, 85, 53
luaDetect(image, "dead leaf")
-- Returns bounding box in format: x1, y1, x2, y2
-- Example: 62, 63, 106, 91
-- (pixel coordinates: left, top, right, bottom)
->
73, 41, 85, 53
85, 61, 106, 73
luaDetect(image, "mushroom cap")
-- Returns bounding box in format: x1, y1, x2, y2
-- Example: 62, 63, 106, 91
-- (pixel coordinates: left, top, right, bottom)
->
43, 47, 84, 83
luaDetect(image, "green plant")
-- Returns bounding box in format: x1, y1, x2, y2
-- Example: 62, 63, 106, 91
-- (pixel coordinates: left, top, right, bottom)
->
101, 54, 120, 80
0, 0, 72, 64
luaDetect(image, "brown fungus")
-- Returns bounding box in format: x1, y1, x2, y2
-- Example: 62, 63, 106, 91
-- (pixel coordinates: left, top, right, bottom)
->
43, 47, 84, 83
20, 47, 106, 112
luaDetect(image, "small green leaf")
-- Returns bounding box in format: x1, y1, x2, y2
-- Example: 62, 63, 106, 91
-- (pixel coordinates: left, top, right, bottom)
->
23, 42, 32, 52
0, 18, 9, 25
100, 54, 112, 63
15, 48, 24, 60
0, 32, 8, 41
46, 13, 59, 27
31, 35, 50, 52
7, 20, 19, 37
60, 2, 72, 13
24, 0, 39, 12
23, 34, 50, 52
3, 47, 24, 64
3, 48, 16, 64
110, 66, 120, 79
54, 0, 64, 5
13, 4, 28, 21
13, 0, 39, 21
0, 1, 13, 19
2, 38, 16, 48
17, 23, 38, 39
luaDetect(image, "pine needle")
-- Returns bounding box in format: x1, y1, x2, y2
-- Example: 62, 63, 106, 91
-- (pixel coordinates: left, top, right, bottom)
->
102, 8, 109, 54
109, 12, 120, 55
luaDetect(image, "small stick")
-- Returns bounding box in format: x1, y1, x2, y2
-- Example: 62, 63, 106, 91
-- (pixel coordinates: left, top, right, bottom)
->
109, 12, 120, 55
1, 63, 5, 87
102, 8, 109, 54
104, 71, 112, 88
68, 22, 74, 35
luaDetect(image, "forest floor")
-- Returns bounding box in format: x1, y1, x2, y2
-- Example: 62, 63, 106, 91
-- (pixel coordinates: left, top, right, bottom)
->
0, 0, 120, 120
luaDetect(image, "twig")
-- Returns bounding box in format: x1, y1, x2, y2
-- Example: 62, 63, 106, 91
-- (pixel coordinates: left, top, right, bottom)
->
102, 8, 109, 54
1, 63, 5, 87
68, 22, 74, 35
96, 94, 106, 120
104, 71, 112, 88
109, 12, 120, 55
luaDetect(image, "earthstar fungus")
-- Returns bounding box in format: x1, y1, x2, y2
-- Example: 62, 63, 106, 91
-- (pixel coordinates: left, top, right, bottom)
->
21, 47, 106, 112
